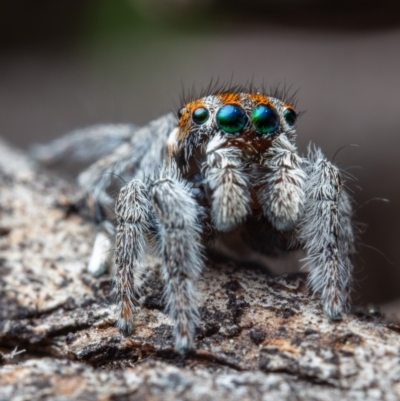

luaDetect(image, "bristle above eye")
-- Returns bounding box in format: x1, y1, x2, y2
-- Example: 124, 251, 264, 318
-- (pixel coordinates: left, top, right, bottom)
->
267, 82, 299, 108
179, 78, 300, 109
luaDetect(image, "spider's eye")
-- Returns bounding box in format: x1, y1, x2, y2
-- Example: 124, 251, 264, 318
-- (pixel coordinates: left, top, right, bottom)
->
283, 107, 297, 126
192, 107, 209, 125
251, 104, 279, 135
178, 107, 185, 119
216, 104, 247, 134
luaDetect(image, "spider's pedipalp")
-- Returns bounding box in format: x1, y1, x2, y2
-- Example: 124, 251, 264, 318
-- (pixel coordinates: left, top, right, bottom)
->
150, 162, 203, 353
257, 134, 306, 231
202, 135, 251, 232
299, 147, 355, 318
113, 179, 153, 336
87, 227, 115, 276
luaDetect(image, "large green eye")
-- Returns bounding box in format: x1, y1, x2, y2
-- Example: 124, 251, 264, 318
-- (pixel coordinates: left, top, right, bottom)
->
192, 107, 209, 125
216, 104, 247, 134
251, 104, 279, 135
283, 107, 297, 126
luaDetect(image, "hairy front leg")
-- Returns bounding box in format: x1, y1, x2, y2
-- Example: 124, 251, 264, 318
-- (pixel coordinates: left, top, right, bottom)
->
150, 163, 204, 353
257, 134, 306, 231
299, 146, 355, 318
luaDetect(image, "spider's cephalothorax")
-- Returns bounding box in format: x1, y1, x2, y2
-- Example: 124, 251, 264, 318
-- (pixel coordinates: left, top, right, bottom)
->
171, 93, 302, 233
33, 88, 355, 353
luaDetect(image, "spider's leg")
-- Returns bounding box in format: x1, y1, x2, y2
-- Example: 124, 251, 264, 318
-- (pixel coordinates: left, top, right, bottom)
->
80, 113, 175, 275
202, 134, 251, 232
78, 113, 176, 206
112, 179, 154, 336
150, 162, 203, 353
30, 124, 136, 167
75, 139, 150, 276
299, 146, 355, 319
257, 134, 306, 231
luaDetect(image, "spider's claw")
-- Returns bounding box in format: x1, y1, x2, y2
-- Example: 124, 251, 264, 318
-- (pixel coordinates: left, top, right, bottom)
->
117, 318, 135, 337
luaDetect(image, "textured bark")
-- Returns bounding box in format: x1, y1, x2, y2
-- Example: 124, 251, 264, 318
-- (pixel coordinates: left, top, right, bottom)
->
1, 140, 400, 401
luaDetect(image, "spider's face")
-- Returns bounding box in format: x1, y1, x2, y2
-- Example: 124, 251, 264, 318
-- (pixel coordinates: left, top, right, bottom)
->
176, 92, 297, 156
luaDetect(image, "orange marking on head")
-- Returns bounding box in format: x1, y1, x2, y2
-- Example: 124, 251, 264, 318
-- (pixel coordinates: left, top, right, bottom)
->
248, 93, 273, 105
217, 92, 241, 104
284, 103, 295, 110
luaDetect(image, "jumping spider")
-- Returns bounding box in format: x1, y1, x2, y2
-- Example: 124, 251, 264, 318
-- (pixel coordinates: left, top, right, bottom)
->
33, 85, 355, 353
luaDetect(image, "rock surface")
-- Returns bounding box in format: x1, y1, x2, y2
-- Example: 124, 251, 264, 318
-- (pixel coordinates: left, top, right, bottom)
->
0, 140, 400, 400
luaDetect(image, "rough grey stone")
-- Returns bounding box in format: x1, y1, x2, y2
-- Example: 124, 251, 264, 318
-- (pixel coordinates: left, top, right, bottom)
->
1, 140, 399, 400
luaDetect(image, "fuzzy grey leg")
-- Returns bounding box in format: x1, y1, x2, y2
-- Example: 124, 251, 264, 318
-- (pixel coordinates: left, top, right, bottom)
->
257, 134, 306, 231
80, 114, 175, 282
202, 135, 251, 232
78, 142, 136, 206
77, 113, 176, 206
30, 124, 136, 166
150, 164, 203, 353
299, 147, 355, 319
112, 180, 153, 336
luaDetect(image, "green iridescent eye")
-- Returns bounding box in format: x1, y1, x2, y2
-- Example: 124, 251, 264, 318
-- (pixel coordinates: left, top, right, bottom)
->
283, 107, 297, 126
251, 104, 279, 135
216, 104, 247, 134
192, 107, 209, 125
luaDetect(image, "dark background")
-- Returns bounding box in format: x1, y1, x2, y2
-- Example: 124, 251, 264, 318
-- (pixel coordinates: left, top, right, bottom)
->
1, 0, 400, 313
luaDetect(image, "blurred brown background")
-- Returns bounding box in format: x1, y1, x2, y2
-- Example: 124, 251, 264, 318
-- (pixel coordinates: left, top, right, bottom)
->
1, 0, 400, 311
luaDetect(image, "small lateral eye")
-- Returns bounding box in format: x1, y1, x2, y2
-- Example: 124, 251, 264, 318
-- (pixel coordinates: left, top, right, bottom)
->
251, 104, 279, 135
283, 107, 297, 126
192, 107, 209, 125
177, 107, 185, 119
216, 104, 247, 134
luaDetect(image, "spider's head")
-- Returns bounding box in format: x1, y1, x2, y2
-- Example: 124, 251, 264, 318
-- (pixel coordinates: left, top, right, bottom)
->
176, 92, 297, 159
